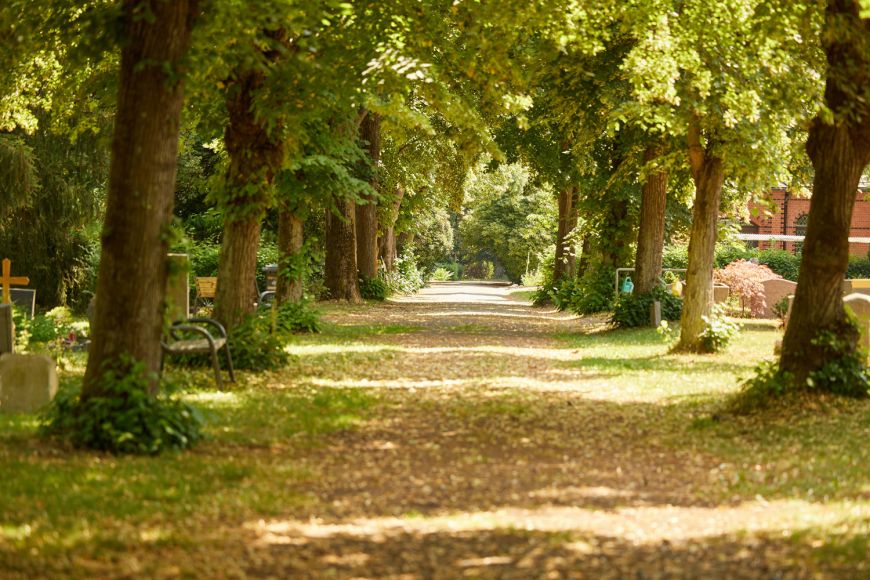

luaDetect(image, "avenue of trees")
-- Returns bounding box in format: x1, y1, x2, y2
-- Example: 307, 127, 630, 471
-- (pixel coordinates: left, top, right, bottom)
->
0, 1, 868, 447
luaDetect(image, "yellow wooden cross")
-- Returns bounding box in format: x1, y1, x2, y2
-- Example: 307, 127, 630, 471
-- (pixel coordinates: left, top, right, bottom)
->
0, 258, 29, 304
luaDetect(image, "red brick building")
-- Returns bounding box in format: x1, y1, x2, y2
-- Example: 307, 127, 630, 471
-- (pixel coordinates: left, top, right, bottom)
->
744, 183, 870, 255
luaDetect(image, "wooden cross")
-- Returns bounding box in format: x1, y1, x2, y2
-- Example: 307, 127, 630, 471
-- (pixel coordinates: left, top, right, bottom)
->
0, 258, 29, 305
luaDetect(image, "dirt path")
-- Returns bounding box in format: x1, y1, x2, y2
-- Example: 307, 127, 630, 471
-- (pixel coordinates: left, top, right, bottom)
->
215, 283, 827, 579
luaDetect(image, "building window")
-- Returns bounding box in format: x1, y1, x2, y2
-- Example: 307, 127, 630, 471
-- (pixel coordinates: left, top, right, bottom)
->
794, 213, 809, 253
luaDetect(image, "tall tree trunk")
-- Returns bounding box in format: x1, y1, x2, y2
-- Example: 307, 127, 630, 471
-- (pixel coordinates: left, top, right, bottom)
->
677, 116, 725, 352
553, 185, 578, 285
356, 111, 380, 280
214, 56, 286, 330
577, 235, 591, 278
602, 199, 629, 267
325, 201, 361, 302
633, 143, 669, 295
83, 0, 198, 398
378, 185, 405, 272
780, 0, 870, 384
276, 208, 304, 304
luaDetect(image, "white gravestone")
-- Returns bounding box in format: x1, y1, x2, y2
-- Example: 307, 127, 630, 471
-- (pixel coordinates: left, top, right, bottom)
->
844, 293, 870, 361
0, 353, 58, 413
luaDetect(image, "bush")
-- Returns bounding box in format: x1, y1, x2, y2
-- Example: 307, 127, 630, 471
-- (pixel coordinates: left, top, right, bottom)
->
714, 260, 780, 318
429, 267, 454, 282
385, 248, 426, 294
228, 311, 290, 371
359, 276, 391, 301
571, 266, 616, 314
274, 299, 321, 334
699, 305, 740, 352
40, 358, 203, 455
464, 260, 495, 280
612, 286, 682, 328
757, 249, 800, 281
846, 256, 870, 279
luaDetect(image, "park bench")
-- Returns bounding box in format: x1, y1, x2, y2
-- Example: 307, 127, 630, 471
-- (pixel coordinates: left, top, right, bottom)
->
161, 317, 235, 389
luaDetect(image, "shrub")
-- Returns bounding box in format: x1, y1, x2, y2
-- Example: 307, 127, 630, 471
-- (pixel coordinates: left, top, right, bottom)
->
757, 249, 800, 281
699, 305, 740, 352
464, 260, 495, 280
40, 358, 203, 455
714, 260, 780, 317
385, 248, 426, 294
612, 286, 682, 328
805, 320, 869, 397
429, 267, 454, 282
228, 311, 290, 371
571, 266, 616, 314
846, 256, 870, 279
274, 299, 321, 334
359, 276, 391, 301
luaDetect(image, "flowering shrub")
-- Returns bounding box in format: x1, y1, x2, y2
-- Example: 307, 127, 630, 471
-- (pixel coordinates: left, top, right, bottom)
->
714, 260, 780, 318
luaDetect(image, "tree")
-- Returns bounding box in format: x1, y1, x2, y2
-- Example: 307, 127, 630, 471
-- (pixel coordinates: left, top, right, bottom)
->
83, 0, 199, 395
779, 0, 870, 386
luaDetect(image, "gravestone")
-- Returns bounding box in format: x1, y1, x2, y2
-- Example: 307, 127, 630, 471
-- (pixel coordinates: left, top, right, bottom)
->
650, 300, 662, 327
761, 278, 798, 318
166, 253, 190, 322
10, 288, 36, 318
0, 353, 57, 413
844, 293, 870, 361
0, 304, 13, 354
713, 283, 730, 304
843, 279, 870, 297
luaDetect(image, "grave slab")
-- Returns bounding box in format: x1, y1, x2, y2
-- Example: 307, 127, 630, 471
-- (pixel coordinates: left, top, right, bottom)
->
761, 278, 798, 318
844, 293, 870, 361
0, 353, 57, 413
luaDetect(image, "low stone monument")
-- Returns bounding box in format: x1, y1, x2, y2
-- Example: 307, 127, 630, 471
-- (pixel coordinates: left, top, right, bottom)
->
0, 353, 58, 413
713, 283, 730, 304
844, 293, 870, 360
761, 278, 798, 318
843, 279, 870, 297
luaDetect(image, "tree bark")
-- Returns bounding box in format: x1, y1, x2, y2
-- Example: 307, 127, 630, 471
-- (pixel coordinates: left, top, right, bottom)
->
633, 144, 669, 295
780, 0, 870, 384
276, 208, 304, 303
325, 201, 362, 302
676, 116, 725, 352
213, 54, 286, 330
356, 111, 380, 280
83, 0, 198, 398
553, 185, 578, 285
378, 185, 405, 272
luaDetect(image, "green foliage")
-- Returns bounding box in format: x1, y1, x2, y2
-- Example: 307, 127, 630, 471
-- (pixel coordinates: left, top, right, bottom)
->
459, 163, 557, 283
846, 256, 870, 280
772, 296, 791, 321
40, 360, 202, 455
274, 299, 321, 334
806, 327, 869, 398
699, 305, 740, 353
359, 276, 391, 301
228, 311, 290, 371
612, 286, 682, 328
757, 250, 801, 282
571, 266, 617, 315
429, 267, 454, 282
464, 260, 494, 280
385, 248, 426, 295
731, 360, 793, 413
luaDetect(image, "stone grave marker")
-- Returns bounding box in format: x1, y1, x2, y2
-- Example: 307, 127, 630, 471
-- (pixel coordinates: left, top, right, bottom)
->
0, 353, 57, 413
844, 293, 870, 361
843, 279, 870, 297
650, 300, 662, 327
166, 253, 190, 322
0, 304, 13, 355
761, 278, 798, 318
713, 283, 730, 304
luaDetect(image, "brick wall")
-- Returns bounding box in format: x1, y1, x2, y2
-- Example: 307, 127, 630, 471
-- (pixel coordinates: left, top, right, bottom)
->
747, 188, 870, 256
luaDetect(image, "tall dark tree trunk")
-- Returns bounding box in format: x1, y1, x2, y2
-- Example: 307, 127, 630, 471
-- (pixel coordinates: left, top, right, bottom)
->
553, 185, 578, 285
602, 199, 629, 267
378, 185, 405, 272
780, 0, 870, 384
214, 55, 286, 330
325, 201, 361, 302
276, 208, 304, 304
677, 116, 725, 352
83, 0, 198, 398
633, 143, 669, 295
356, 112, 380, 280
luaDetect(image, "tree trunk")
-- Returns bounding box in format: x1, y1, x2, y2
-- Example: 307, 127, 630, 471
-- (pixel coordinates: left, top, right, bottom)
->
677, 116, 725, 352
602, 199, 629, 267
780, 0, 870, 384
378, 185, 405, 272
276, 208, 304, 303
213, 59, 286, 330
325, 201, 361, 302
553, 185, 578, 285
356, 112, 380, 280
83, 0, 198, 398
633, 144, 669, 295
577, 235, 591, 278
